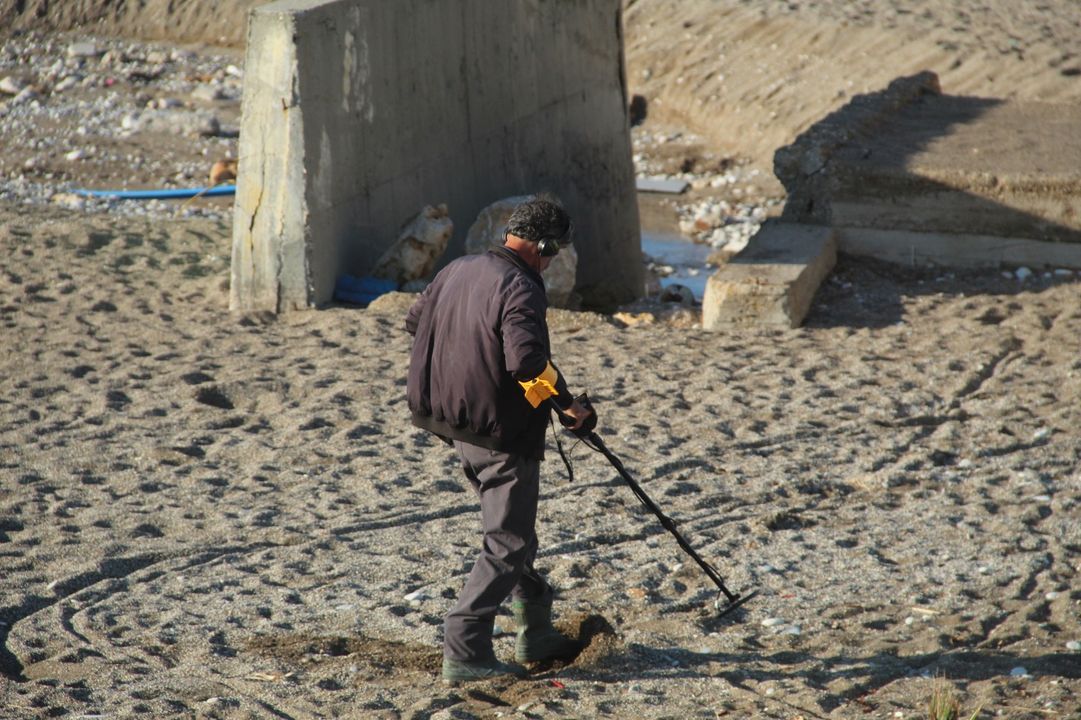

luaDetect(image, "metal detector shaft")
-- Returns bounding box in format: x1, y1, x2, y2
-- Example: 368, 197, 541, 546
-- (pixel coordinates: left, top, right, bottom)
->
583, 430, 743, 605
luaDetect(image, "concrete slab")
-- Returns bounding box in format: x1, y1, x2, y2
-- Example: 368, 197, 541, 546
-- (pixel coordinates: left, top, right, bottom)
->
636, 177, 689, 194
702, 221, 836, 329
775, 72, 1081, 270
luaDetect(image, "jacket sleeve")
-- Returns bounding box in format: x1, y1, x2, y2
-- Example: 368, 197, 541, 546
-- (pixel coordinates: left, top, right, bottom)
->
501, 280, 573, 409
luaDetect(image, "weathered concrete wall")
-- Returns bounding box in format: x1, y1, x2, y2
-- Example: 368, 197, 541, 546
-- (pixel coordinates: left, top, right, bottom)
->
231, 0, 642, 313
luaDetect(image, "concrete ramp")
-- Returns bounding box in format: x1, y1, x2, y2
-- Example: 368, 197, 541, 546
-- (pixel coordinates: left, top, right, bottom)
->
230, 0, 641, 313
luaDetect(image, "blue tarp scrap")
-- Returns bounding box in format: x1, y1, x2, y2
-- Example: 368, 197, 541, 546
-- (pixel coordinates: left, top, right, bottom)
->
334, 275, 398, 307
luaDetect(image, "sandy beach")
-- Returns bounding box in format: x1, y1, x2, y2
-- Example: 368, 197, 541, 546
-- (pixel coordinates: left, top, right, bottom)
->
2, 1, 1081, 718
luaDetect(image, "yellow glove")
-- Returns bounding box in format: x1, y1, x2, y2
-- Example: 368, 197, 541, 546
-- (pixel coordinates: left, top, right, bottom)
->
518, 361, 560, 408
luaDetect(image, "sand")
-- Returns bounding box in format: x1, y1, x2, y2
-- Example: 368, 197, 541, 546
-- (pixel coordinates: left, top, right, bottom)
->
2, 1, 1081, 718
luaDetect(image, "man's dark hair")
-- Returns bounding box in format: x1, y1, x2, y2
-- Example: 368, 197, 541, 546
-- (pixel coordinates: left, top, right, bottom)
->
505, 194, 571, 243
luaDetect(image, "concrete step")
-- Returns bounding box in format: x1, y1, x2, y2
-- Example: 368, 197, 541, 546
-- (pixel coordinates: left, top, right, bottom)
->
703, 221, 836, 329
775, 72, 1081, 270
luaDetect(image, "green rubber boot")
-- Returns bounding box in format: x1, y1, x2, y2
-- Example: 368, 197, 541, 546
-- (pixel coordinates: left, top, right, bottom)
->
511, 599, 581, 663
442, 656, 527, 685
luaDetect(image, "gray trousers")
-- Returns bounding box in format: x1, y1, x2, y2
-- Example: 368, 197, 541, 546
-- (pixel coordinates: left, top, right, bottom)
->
444, 440, 554, 662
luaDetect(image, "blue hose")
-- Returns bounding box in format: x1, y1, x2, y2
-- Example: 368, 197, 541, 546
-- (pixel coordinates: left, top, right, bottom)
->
74, 185, 236, 200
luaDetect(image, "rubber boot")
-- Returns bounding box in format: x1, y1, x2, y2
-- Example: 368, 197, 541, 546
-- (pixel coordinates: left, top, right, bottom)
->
442, 656, 527, 685
511, 599, 581, 663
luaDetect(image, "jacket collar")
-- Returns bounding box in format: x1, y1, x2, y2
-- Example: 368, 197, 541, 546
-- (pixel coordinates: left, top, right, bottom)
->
489, 245, 545, 287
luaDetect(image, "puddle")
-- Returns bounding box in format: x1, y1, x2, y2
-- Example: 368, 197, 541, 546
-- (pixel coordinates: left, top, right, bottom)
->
641, 229, 713, 301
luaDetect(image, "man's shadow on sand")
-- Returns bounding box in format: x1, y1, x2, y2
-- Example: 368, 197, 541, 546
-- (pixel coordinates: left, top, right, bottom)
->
557, 614, 1079, 714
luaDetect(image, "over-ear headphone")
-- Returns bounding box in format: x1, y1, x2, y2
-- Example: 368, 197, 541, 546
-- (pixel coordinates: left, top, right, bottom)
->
503, 221, 572, 257
537, 235, 561, 257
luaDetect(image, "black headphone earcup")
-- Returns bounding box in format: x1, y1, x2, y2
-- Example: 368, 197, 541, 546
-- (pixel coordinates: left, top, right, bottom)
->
537, 238, 559, 257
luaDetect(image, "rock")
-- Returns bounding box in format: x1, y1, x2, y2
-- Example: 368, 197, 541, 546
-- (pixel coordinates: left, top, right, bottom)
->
11, 86, 39, 106
123, 109, 222, 137
191, 84, 228, 103
67, 42, 102, 59
543, 243, 580, 309
369, 204, 454, 284
430, 707, 478, 720
761, 617, 786, 627
1015, 266, 1033, 281
209, 159, 237, 185
51, 193, 86, 212
400, 279, 429, 293
53, 76, 79, 93
0, 76, 26, 95
464, 195, 528, 255
1067, 641, 1081, 651
660, 283, 695, 305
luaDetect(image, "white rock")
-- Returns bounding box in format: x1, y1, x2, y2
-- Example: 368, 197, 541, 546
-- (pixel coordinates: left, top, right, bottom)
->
1053, 268, 1074, 278
54, 76, 79, 92
65, 149, 88, 162
1032, 428, 1050, 441
403, 590, 429, 603
1066, 641, 1081, 651
370, 204, 454, 284
1045, 591, 1061, 600
464, 195, 527, 255
67, 42, 101, 59
1010, 666, 1029, 678
135, 108, 221, 137
1015, 267, 1033, 281
761, 617, 785, 627
51, 193, 87, 211
191, 84, 228, 103
11, 86, 39, 106
0, 76, 26, 95
783, 625, 801, 635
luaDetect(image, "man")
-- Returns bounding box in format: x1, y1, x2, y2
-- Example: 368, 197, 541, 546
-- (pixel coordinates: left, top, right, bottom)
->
405, 194, 595, 683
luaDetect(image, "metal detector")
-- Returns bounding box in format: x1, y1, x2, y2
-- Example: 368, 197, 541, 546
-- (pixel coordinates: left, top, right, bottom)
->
553, 395, 756, 618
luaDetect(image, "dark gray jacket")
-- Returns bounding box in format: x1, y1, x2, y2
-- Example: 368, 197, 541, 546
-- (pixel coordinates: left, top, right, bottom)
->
405, 246, 572, 458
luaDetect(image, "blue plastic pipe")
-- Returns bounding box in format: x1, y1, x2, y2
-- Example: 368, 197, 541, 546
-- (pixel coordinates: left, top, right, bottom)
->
74, 185, 237, 200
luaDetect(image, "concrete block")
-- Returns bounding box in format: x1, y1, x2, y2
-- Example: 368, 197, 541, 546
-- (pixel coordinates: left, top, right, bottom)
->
702, 222, 836, 329
231, 0, 641, 313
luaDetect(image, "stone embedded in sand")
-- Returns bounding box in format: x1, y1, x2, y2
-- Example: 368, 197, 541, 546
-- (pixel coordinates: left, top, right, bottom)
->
67, 42, 102, 59
121, 108, 222, 137
369, 205, 454, 286
1066, 641, 1081, 651
0, 76, 27, 95
761, 617, 785, 627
